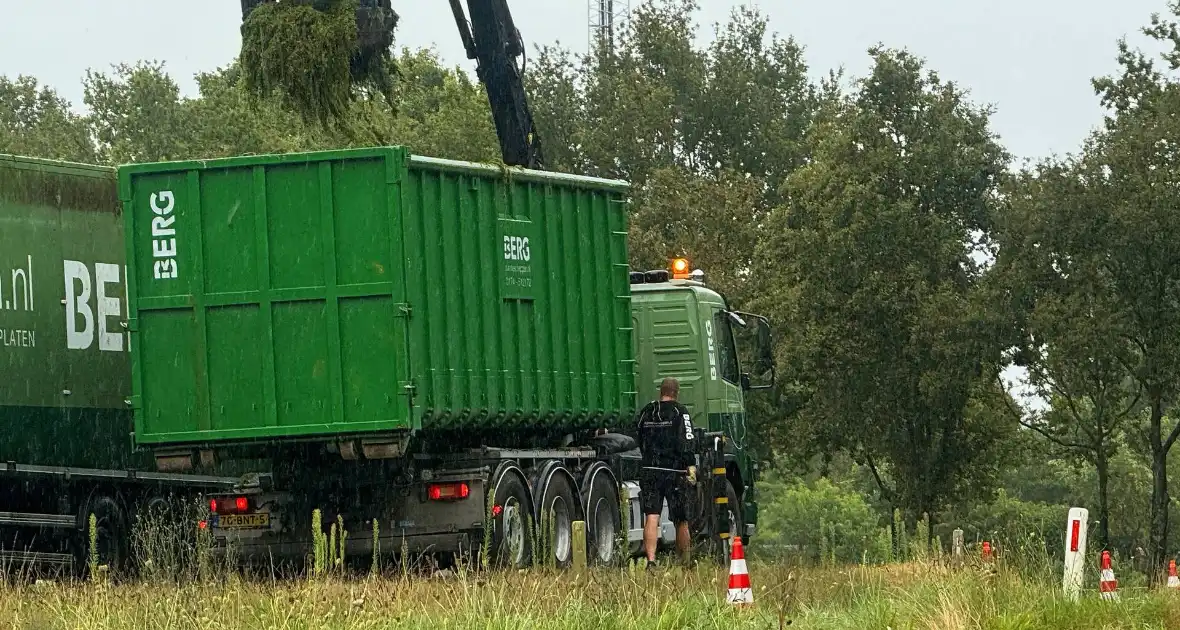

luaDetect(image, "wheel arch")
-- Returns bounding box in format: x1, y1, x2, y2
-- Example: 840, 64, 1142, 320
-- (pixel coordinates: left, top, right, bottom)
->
491, 460, 535, 516
532, 459, 583, 524
580, 461, 620, 520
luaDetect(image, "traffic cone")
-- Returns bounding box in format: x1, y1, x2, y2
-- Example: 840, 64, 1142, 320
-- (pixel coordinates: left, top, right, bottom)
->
726, 536, 754, 606
982, 541, 993, 562
1099, 551, 1119, 601
1168, 559, 1179, 589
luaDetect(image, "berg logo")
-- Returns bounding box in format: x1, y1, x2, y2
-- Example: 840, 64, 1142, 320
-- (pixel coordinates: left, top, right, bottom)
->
150, 191, 178, 280
705, 318, 718, 380
503, 235, 531, 262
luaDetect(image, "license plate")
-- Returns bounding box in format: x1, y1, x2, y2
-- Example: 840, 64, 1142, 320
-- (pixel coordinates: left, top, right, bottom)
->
215, 513, 270, 529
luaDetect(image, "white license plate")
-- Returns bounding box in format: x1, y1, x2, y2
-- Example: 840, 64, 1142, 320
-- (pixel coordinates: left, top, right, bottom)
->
214, 513, 270, 530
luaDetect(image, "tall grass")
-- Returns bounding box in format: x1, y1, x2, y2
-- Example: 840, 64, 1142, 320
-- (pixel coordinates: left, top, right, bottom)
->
5, 501, 1176, 628
4, 555, 1180, 629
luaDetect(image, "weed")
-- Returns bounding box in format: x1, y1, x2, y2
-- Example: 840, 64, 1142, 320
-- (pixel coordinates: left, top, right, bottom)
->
370, 518, 379, 578
87, 513, 98, 582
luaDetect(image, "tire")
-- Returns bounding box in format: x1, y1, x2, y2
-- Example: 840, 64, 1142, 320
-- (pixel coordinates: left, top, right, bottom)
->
582, 464, 622, 566
720, 480, 743, 562
488, 469, 533, 569
537, 470, 578, 569
81, 494, 129, 580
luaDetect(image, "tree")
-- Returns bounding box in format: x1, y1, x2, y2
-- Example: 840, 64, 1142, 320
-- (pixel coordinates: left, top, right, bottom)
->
83, 61, 193, 164
753, 45, 1013, 538
626, 166, 766, 306
0, 75, 96, 163
996, 162, 1145, 551
72, 49, 500, 166
1008, 3, 1180, 578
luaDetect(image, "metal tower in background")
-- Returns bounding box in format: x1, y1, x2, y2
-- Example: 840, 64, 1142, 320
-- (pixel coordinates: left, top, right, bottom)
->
588, 0, 630, 53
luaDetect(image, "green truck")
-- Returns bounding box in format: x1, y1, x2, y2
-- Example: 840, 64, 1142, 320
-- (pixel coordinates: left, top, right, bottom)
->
120, 146, 775, 568
0, 154, 237, 574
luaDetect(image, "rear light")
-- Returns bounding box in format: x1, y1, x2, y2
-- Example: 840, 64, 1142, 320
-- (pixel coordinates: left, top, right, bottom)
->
427, 482, 470, 501
209, 496, 252, 514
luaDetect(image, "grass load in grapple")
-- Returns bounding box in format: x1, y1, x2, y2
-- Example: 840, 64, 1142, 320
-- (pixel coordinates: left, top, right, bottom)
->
239, 0, 399, 126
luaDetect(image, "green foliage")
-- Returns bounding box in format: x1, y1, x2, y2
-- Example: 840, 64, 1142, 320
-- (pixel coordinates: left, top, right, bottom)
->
0, 75, 96, 163
83, 61, 192, 163
240, 0, 398, 126
940, 488, 1061, 552
991, 2, 1180, 575
753, 44, 1015, 526
526, 0, 818, 323
755, 477, 883, 564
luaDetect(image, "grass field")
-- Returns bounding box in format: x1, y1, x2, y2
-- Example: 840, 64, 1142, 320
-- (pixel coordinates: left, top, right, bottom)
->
3, 558, 1180, 629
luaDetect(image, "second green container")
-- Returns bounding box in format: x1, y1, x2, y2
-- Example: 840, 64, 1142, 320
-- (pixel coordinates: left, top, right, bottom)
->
120, 147, 634, 448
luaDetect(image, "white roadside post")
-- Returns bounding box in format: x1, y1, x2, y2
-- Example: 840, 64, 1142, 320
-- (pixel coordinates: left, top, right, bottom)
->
1063, 507, 1088, 602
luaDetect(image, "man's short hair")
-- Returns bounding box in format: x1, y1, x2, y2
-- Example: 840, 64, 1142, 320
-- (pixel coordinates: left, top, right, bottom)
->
659, 377, 679, 399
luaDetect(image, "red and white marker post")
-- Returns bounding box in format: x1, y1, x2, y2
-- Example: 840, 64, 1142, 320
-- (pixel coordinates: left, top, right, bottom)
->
1168, 559, 1179, 589
1063, 507, 1088, 602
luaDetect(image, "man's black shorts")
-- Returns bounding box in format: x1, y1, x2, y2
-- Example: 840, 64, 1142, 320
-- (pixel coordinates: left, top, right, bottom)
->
639, 467, 691, 523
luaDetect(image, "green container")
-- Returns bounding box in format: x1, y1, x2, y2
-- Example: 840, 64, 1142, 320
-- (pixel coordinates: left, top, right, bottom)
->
0, 154, 149, 468
121, 147, 634, 447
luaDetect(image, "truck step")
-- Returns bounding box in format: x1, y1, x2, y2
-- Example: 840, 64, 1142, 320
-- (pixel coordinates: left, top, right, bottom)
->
0, 512, 75, 529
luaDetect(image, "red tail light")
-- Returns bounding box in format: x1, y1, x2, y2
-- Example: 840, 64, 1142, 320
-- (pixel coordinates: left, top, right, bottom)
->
210, 496, 251, 514
427, 482, 470, 501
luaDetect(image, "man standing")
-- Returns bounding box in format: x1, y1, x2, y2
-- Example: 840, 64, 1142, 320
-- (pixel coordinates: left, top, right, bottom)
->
636, 377, 697, 568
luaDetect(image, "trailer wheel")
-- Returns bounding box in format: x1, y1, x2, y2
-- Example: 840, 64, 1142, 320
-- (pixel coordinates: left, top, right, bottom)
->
82, 495, 129, 580
537, 471, 577, 568
489, 470, 533, 569
581, 463, 621, 566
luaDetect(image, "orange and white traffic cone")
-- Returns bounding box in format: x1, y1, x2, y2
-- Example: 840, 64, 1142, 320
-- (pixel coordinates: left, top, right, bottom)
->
1099, 550, 1119, 601
1168, 559, 1179, 589
726, 536, 754, 606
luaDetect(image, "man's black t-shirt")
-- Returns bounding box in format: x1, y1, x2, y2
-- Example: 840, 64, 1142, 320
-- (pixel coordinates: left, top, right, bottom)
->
635, 399, 695, 469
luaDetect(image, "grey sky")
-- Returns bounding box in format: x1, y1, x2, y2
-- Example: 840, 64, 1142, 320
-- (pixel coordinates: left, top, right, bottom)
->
0, 0, 1169, 163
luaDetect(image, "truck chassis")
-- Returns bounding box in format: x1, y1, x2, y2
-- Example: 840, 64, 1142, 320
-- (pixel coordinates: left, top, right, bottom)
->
205, 430, 742, 571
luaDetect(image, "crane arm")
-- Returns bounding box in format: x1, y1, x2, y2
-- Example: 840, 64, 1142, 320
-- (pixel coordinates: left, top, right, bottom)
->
449, 0, 546, 170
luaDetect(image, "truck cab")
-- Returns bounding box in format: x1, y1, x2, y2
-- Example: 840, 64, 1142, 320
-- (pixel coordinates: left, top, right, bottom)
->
628, 263, 775, 543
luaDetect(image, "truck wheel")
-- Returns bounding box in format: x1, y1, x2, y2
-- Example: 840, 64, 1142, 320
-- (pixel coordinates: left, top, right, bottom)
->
538, 472, 577, 568
489, 471, 533, 569
582, 464, 621, 566
720, 480, 743, 563
82, 495, 129, 580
